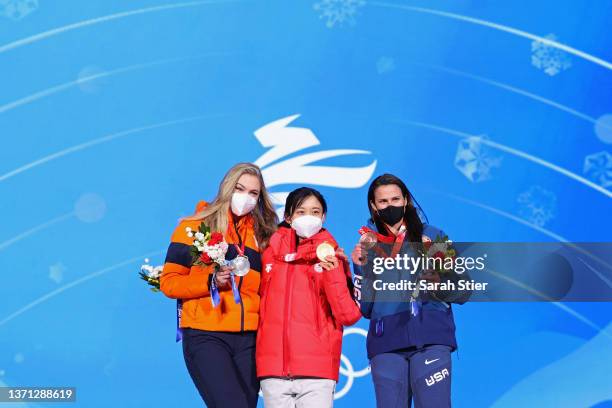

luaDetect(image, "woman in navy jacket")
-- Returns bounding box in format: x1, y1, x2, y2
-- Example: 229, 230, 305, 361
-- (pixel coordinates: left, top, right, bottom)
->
351, 174, 470, 408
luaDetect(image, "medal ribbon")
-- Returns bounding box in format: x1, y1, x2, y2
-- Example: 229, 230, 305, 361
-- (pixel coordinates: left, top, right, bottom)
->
228, 219, 246, 304
175, 299, 183, 342
210, 220, 245, 308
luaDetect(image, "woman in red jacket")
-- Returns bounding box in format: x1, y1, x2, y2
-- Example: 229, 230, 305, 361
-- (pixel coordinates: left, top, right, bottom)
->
256, 187, 362, 407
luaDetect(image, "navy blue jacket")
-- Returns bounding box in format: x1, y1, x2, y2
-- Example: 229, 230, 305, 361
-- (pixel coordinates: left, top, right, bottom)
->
353, 222, 469, 359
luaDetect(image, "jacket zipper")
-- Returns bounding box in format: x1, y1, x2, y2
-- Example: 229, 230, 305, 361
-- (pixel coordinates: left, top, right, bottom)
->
310, 276, 320, 333
233, 220, 246, 332
238, 276, 244, 332
282, 263, 293, 377
283, 233, 299, 377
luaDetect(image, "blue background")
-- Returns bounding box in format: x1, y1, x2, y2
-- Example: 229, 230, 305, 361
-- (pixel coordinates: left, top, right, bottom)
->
1, 0, 611, 406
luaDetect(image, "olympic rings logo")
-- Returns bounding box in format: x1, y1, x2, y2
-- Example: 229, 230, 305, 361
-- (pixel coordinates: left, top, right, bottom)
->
335, 327, 370, 399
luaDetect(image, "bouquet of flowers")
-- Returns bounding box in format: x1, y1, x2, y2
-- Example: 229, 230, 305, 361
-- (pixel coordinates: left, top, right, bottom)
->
422, 234, 457, 274
139, 258, 163, 292
186, 222, 239, 307
187, 223, 229, 267
408, 234, 457, 317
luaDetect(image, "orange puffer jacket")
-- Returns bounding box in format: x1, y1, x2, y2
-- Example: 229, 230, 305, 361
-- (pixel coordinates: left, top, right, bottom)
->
256, 226, 361, 381
160, 201, 262, 332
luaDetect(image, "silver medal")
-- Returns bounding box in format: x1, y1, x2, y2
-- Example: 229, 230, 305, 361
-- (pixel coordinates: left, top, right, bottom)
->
231, 255, 251, 277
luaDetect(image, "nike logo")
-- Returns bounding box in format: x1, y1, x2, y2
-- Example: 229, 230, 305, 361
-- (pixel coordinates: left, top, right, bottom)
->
425, 358, 440, 365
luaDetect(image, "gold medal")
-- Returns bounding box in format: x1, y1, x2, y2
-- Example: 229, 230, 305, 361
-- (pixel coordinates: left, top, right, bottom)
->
316, 242, 335, 262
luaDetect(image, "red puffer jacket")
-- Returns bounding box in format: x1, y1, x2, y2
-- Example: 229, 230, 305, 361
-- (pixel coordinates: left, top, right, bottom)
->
256, 225, 361, 381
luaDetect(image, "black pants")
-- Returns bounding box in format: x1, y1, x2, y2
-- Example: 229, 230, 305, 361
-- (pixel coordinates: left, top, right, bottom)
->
182, 328, 259, 408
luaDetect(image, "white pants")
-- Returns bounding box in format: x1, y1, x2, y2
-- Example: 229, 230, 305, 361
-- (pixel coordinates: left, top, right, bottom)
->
260, 378, 336, 408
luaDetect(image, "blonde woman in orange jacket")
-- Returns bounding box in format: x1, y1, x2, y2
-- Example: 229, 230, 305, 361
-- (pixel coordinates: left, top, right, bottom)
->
160, 162, 277, 408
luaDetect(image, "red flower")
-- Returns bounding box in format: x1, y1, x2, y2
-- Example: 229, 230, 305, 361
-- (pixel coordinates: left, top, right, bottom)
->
200, 252, 212, 264
208, 232, 224, 246
433, 251, 445, 260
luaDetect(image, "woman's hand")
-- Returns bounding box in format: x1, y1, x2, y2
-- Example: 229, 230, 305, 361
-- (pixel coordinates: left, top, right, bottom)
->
320, 255, 339, 271
214, 265, 233, 289
351, 244, 367, 265
335, 247, 348, 262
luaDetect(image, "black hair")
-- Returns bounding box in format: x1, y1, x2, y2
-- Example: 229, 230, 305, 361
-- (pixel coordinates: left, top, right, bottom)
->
283, 187, 327, 220
367, 173, 425, 242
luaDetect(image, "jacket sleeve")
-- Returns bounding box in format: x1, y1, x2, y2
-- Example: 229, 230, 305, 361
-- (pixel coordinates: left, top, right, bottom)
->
321, 259, 362, 326
159, 221, 214, 300
352, 262, 374, 319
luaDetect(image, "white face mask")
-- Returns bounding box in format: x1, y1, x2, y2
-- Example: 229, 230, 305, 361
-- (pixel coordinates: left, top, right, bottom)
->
231, 192, 257, 216
291, 215, 323, 238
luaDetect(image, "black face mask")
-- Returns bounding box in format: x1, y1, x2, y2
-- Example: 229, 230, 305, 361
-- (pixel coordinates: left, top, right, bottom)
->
377, 205, 405, 225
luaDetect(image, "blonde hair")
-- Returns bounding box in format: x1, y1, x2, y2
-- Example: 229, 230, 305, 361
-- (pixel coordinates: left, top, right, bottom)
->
184, 162, 278, 248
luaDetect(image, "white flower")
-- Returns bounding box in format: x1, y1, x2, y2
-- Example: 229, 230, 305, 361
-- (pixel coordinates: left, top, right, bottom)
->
187, 232, 194, 238
186, 227, 192, 232
195, 232, 204, 241
446, 240, 453, 245
151, 266, 164, 279
141, 264, 153, 274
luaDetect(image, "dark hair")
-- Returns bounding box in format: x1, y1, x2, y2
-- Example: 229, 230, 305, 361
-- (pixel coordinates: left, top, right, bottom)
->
367, 173, 424, 242
282, 187, 327, 223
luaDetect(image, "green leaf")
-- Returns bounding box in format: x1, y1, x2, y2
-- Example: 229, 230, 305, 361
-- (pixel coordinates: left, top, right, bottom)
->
198, 222, 210, 235
190, 247, 200, 265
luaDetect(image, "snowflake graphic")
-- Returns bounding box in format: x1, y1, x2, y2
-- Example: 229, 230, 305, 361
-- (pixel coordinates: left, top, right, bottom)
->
531, 34, 572, 76
0, 0, 38, 21
376, 56, 395, 74
49, 262, 66, 284
517, 185, 557, 227
583, 151, 612, 189
313, 0, 366, 28
454, 136, 502, 182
